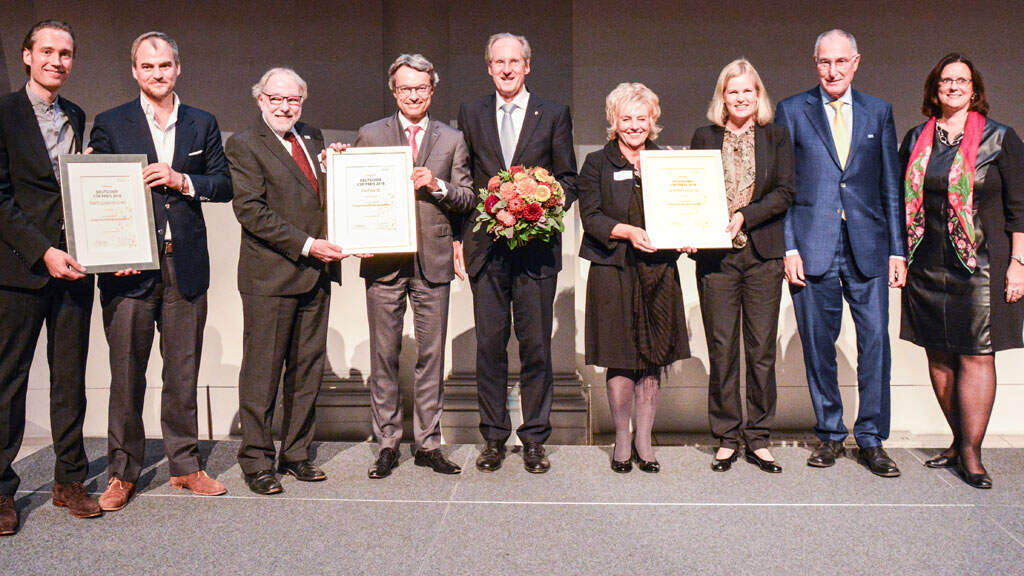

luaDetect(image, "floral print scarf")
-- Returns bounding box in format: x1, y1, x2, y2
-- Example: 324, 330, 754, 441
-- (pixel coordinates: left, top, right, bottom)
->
904, 111, 986, 272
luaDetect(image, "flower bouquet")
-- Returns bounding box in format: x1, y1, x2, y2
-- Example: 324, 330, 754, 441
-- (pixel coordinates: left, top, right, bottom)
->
472, 165, 567, 249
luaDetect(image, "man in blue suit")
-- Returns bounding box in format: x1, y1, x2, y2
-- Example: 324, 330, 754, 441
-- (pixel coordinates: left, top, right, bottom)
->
775, 29, 906, 477
89, 31, 232, 509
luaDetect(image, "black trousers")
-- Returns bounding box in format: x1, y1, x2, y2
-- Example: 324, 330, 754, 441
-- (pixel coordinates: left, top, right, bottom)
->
0, 277, 93, 495
695, 244, 783, 451
470, 254, 556, 444
236, 281, 330, 475
102, 255, 207, 482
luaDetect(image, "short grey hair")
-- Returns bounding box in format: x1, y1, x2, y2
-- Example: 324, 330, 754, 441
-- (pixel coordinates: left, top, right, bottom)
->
387, 54, 439, 91
251, 67, 308, 100
814, 29, 858, 58
131, 31, 179, 66
485, 33, 531, 63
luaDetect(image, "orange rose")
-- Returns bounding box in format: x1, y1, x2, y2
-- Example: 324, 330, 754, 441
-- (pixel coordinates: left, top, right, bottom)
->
513, 171, 528, 182
487, 175, 501, 192
499, 181, 517, 200
518, 178, 538, 198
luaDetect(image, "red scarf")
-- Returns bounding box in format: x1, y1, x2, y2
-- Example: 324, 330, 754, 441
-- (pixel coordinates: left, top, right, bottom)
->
904, 111, 986, 272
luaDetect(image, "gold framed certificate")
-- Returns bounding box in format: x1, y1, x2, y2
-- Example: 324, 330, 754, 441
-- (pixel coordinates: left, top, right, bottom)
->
326, 146, 417, 254
58, 154, 159, 273
638, 149, 732, 249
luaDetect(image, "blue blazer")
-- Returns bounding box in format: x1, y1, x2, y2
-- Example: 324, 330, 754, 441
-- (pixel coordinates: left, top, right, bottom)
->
775, 87, 904, 278
89, 99, 232, 300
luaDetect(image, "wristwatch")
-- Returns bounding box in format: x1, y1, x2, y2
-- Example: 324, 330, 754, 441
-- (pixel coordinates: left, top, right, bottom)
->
1011, 254, 1024, 266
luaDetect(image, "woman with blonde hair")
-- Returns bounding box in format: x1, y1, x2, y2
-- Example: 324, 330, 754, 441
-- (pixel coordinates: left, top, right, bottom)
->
578, 83, 692, 472
690, 59, 794, 473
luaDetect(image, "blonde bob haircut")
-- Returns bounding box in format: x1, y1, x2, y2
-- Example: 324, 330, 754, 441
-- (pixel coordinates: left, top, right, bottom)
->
605, 82, 662, 141
705, 59, 773, 127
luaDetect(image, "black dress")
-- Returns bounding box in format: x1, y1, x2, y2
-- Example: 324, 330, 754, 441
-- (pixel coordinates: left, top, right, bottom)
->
578, 140, 690, 370
900, 120, 1024, 353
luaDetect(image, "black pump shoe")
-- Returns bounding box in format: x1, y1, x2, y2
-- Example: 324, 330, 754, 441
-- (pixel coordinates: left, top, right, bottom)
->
711, 449, 739, 472
924, 453, 957, 468
956, 462, 992, 489
745, 450, 783, 473
632, 443, 659, 473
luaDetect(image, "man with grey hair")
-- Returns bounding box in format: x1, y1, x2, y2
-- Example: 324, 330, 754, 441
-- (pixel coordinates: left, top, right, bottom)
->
89, 30, 232, 510
354, 54, 475, 479
227, 67, 342, 495
457, 33, 577, 474
775, 29, 905, 477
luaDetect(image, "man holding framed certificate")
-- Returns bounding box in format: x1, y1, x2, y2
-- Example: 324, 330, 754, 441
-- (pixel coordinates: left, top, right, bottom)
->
353, 54, 475, 480
0, 19, 101, 534
89, 32, 233, 510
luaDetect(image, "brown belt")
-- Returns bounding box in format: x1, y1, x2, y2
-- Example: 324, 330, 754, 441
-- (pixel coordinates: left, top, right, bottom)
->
164, 240, 174, 255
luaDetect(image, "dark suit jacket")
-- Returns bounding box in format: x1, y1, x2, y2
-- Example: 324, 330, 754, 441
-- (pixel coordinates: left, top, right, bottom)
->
89, 99, 232, 300
354, 113, 475, 284
0, 88, 85, 290
227, 118, 338, 296
689, 123, 795, 260
456, 92, 577, 279
577, 139, 680, 267
775, 87, 904, 278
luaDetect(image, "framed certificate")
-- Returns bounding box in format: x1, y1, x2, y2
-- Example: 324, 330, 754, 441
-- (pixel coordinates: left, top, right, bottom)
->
58, 154, 159, 273
326, 146, 417, 254
638, 149, 732, 249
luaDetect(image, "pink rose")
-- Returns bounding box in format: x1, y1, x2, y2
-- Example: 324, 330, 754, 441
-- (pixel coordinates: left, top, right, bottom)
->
487, 175, 502, 192
499, 181, 517, 200
496, 209, 516, 226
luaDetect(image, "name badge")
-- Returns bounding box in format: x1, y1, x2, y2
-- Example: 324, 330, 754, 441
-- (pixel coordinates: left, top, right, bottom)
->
614, 170, 633, 181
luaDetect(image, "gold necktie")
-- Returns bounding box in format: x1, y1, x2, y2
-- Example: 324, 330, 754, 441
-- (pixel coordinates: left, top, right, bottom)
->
829, 100, 849, 169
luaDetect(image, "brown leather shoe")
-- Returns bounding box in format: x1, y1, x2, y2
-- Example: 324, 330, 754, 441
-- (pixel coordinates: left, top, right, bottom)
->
170, 470, 226, 496
52, 482, 102, 518
99, 477, 135, 511
0, 495, 17, 535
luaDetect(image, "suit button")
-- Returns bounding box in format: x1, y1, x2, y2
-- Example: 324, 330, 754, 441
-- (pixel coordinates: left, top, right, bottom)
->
840, 183, 847, 188
836, 209, 842, 214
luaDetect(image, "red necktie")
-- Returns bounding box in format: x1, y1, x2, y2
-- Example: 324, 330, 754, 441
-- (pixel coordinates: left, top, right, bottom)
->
284, 131, 319, 194
406, 125, 420, 161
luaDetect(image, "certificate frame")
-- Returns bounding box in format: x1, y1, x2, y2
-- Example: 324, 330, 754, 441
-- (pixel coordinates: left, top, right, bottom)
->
638, 149, 732, 250
58, 153, 159, 273
326, 146, 417, 254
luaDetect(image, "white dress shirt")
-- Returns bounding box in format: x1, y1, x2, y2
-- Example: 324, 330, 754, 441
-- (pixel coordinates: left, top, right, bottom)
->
140, 93, 194, 240
397, 113, 447, 199
263, 116, 319, 257
495, 88, 531, 148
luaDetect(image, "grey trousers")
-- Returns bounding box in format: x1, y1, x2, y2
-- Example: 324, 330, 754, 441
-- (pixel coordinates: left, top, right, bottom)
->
103, 256, 207, 482
366, 275, 450, 451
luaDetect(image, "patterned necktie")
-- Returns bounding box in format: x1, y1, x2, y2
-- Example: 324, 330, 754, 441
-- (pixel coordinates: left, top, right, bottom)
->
406, 125, 421, 162
499, 102, 517, 169
284, 131, 319, 194
829, 100, 849, 169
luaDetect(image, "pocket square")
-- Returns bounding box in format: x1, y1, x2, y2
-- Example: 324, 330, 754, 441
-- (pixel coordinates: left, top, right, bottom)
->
867, 134, 875, 139
188, 149, 204, 156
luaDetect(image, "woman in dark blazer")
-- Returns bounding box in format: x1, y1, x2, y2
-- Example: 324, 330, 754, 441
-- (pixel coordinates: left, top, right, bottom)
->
690, 59, 794, 473
578, 83, 692, 473
899, 53, 1024, 489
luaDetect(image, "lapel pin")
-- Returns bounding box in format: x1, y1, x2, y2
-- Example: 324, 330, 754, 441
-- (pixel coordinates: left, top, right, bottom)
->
533, 110, 539, 116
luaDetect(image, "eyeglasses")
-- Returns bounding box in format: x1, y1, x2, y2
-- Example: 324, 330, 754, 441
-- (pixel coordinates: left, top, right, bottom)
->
938, 77, 972, 88
395, 85, 432, 97
262, 93, 303, 107
815, 58, 853, 71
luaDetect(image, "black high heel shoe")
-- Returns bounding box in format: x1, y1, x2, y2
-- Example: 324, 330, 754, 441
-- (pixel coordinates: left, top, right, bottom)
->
924, 453, 957, 468
711, 449, 740, 472
745, 449, 783, 473
632, 442, 660, 473
956, 461, 992, 489
611, 443, 633, 473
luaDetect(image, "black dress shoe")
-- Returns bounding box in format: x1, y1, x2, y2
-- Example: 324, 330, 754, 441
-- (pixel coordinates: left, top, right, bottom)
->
368, 447, 400, 479
414, 449, 461, 475
807, 440, 845, 468
244, 470, 283, 495
924, 454, 957, 468
711, 450, 739, 472
632, 443, 659, 473
857, 446, 900, 477
523, 442, 550, 474
278, 460, 327, 481
475, 440, 506, 472
745, 450, 783, 473
956, 462, 992, 489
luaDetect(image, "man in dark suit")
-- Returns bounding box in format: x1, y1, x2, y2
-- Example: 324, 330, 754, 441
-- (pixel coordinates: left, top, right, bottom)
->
0, 20, 101, 534
89, 32, 232, 510
355, 54, 475, 479
775, 29, 906, 477
457, 33, 577, 473
227, 67, 343, 495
